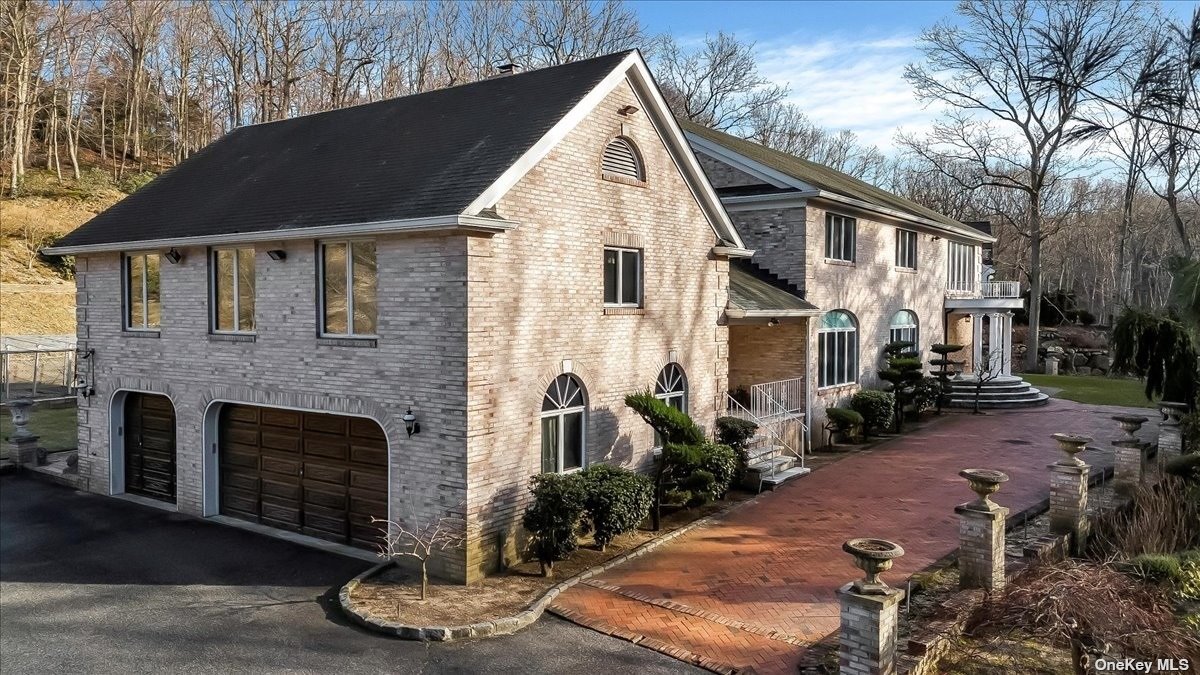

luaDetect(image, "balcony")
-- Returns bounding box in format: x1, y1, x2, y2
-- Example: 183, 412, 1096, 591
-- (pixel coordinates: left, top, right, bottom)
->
981, 281, 1020, 298
944, 279, 1024, 311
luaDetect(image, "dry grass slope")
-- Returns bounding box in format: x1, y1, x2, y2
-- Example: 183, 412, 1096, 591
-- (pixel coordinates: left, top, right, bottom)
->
1, 169, 127, 336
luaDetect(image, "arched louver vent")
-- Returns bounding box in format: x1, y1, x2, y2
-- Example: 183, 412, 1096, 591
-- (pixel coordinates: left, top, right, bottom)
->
601, 137, 644, 181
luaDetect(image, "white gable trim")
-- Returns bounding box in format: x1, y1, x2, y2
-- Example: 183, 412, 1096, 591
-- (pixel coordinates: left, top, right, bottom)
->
686, 133, 807, 191
461, 51, 746, 251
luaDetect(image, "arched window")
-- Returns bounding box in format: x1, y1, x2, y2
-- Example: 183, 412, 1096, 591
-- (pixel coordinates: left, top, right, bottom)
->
601, 136, 644, 182
889, 310, 919, 347
818, 310, 858, 388
654, 363, 688, 412
540, 374, 586, 473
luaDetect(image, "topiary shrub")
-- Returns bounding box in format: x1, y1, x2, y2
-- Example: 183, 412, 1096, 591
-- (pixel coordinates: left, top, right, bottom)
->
912, 376, 942, 414
715, 416, 757, 450
578, 464, 653, 551
825, 407, 863, 443
522, 473, 586, 577
850, 390, 893, 439
1165, 454, 1200, 483
699, 443, 738, 499
624, 391, 705, 445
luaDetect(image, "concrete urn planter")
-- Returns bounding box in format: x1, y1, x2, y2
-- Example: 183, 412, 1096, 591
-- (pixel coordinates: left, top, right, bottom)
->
842, 538, 904, 595
1159, 402, 1187, 426
7, 398, 35, 440
1051, 433, 1092, 466
1111, 414, 1148, 442
959, 468, 1009, 511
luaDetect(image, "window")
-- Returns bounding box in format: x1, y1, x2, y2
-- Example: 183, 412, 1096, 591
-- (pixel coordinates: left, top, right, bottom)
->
541, 374, 586, 473
603, 247, 642, 307
653, 363, 688, 447
824, 213, 857, 262
320, 240, 377, 336
123, 252, 161, 331
601, 137, 644, 182
818, 310, 858, 388
211, 248, 256, 333
947, 241, 977, 292
889, 310, 919, 347
895, 228, 917, 269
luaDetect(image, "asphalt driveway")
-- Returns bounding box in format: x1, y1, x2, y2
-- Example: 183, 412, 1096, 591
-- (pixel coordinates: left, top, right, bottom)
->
0, 475, 695, 674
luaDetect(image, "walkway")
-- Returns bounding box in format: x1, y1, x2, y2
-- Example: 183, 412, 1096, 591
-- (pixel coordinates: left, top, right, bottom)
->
550, 400, 1160, 673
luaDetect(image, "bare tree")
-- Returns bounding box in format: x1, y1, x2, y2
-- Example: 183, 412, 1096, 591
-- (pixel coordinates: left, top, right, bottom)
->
2, 0, 46, 194
371, 505, 466, 602
902, 0, 1140, 371
515, 0, 643, 67
746, 102, 891, 182
656, 31, 787, 132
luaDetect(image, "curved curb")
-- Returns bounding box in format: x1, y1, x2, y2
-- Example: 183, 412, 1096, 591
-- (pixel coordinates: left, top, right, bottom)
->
338, 490, 769, 642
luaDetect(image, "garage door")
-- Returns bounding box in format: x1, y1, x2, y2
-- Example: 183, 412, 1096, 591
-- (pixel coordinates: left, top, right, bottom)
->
124, 392, 176, 502
218, 405, 389, 549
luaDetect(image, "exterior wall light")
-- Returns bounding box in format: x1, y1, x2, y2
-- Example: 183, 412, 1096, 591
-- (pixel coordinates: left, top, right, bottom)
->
164, 248, 183, 264
618, 105, 639, 116
267, 249, 287, 261
403, 408, 421, 437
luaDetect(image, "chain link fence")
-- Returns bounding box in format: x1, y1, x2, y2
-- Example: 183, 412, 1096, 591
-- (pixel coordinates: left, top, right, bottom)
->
1, 335, 77, 402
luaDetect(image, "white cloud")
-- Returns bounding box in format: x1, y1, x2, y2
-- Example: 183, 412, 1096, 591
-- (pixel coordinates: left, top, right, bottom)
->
754, 32, 941, 153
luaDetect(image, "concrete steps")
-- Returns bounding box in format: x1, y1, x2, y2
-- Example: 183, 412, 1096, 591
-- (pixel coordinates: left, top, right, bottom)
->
741, 443, 809, 491
947, 377, 1050, 409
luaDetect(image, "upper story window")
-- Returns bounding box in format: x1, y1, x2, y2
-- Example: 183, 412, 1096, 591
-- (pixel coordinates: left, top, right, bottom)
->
895, 228, 917, 270
541, 374, 587, 473
123, 252, 161, 331
603, 246, 642, 307
320, 240, 377, 337
601, 136, 644, 183
211, 248, 256, 333
818, 309, 858, 388
947, 241, 978, 293
889, 310, 919, 347
824, 213, 856, 263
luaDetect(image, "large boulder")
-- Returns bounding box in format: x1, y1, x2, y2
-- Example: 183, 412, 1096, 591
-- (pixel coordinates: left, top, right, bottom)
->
1072, 353, 1090, 369
1089, 354, 1113, 373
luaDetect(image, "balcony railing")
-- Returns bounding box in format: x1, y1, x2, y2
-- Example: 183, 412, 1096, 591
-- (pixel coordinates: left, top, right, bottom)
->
981, 281, 1021, 298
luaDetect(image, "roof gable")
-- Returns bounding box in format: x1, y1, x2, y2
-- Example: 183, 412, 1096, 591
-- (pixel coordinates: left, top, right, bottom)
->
682, 120, 991, 242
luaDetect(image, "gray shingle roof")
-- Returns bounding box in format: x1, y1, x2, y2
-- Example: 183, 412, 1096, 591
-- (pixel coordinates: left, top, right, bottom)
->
728, 264, 819, 316
55, 51, 633, 249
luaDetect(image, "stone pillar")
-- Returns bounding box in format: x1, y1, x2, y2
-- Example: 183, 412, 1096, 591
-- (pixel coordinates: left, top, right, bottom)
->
1049, 434, 1091, 554
956, 469, 1010, 591
839, 539, 905, 675
988, 313, 1004, 376
1112, 415, 1149, 494
1000, 313, 1014, 376
1158, 402, 1187, 465
6, 398, 40, 465
1044, 354, 1060, 376
971, 313, 984, 374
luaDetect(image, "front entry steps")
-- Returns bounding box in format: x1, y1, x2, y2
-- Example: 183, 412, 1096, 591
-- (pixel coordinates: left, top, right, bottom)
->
946, 375, 1050, 409
742, 443, 810, 492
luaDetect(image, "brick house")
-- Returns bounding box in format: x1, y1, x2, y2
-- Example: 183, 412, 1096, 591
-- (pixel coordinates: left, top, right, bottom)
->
45, 51, 782, 582
682, 122, 1040, 445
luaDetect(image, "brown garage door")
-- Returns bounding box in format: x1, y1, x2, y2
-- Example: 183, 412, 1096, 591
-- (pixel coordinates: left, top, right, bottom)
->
218, 405, 389, 549
124, 392, 176, 502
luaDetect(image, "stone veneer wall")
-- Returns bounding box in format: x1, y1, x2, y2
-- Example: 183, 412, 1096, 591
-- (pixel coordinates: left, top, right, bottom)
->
464, 79, 729, 580
73, 234, 472, 579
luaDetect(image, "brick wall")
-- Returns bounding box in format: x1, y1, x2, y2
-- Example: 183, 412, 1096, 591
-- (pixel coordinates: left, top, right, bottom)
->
727, 322, 808, 393
74, 235, 473, 579
465, 80, 729, 579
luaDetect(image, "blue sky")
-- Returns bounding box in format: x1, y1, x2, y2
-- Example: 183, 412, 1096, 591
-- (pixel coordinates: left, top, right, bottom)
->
630, 0, 1195, 154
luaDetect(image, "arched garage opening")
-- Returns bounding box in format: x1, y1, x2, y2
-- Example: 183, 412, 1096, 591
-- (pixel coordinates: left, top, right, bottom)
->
202, 402, 390, 550
109, 390, 177, 504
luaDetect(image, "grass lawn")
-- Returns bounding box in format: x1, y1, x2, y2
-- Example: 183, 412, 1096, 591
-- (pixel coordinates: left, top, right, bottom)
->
0, 404, 78, 455
1023, 374, 1156, 408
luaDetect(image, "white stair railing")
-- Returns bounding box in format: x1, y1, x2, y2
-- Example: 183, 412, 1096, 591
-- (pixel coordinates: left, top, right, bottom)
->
748, 378, 804, 420
725, 391, 807, 489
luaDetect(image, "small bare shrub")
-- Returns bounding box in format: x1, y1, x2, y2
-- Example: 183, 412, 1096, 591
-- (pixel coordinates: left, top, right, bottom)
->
1088, 477, 1200, 559
372, 503, 466, 601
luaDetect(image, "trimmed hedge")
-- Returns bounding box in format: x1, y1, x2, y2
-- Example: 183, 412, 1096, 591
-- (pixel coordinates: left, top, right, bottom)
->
522, 473, 586, 576
826, 407, 863, 434
579, 464, 653, 550
715, 416, 758, 450
850, 391, 893, 438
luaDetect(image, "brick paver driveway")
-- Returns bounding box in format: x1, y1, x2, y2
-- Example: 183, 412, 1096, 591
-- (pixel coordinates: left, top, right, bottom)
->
550, 400, 1161, 673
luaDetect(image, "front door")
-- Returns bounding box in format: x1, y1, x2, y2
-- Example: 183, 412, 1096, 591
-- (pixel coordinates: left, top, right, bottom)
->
124, 392, 177, 502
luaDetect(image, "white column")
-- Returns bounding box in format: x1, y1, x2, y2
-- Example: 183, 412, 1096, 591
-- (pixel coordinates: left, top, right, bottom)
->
1001, 313, 1013, 376
971, 313, 984, 376
988, 313, 1004, 377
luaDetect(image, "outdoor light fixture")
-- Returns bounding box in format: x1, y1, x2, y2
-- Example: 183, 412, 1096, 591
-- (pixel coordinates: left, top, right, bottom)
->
618, 104, 639, 116
403, 408, 421, 437
267, 249, 287, 261
164, 248, 183, 264
768, 318, 780, 327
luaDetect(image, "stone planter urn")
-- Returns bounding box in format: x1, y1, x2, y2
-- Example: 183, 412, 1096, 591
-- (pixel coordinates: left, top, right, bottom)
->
1111, 414, 1148, 443
959, 468, 1009, 511
842, 538, 904, 595
1051, 433, 1092, 466
7, 398, 35, 440
1160, 401, 1187, 426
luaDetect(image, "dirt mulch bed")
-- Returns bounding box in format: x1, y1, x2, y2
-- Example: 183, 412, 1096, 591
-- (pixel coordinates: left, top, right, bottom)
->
350, 491, 756, 627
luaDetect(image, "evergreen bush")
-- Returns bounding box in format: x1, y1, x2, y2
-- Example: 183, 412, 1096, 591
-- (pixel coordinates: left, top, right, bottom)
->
578, 464, 653, 550
522, 473, 586, 576
825, 407, 863, 442
849, 390, 893, 439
